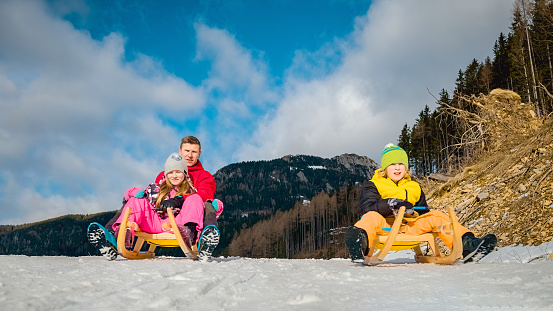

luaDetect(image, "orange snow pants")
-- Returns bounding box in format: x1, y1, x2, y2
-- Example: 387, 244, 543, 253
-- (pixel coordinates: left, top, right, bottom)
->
354, 210, 472, 250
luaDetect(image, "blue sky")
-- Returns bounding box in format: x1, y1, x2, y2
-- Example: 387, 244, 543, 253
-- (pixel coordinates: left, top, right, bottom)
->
0, 0, 515, 225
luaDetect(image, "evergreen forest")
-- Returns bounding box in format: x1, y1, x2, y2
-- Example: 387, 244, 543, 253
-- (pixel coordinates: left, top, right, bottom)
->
399, 0, 553, 175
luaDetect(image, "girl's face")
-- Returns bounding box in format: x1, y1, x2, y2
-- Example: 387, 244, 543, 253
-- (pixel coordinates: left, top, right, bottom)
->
166, 170, 185, 186
386, 163, 406, 182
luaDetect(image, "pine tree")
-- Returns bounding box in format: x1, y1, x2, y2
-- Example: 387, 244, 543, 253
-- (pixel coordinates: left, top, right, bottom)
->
492, 32, 511, 90
464, 59, 483, 96
398, 123, 411, 165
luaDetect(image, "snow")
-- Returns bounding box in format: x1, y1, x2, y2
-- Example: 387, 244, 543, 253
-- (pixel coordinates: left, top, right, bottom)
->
308, 165, 326, 170
1, 241, 553, 310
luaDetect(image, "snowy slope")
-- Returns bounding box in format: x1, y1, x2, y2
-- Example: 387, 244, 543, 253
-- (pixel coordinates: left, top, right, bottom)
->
1, 241, 552, 311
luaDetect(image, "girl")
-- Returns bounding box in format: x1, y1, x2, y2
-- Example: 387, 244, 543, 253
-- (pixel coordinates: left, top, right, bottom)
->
113, 153, 205, 249
346, 144, 497, 263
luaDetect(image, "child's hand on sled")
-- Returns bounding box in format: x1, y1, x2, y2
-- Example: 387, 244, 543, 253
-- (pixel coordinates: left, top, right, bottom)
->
387, 198, 414, 215
157, 197, 183, 214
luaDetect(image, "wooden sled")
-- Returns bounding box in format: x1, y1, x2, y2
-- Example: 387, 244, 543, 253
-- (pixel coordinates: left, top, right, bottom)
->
117, 207, 198, 260
363, 206, 463, 265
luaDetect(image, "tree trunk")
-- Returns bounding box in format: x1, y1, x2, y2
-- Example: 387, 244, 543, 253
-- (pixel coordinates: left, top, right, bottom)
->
548, 43, 553, 90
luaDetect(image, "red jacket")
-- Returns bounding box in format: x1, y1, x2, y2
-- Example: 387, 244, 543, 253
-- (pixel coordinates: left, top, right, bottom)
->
155, 160, 216, 202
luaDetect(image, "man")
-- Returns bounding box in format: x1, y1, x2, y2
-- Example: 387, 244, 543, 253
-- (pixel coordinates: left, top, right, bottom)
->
154, 136, 218, 226
87, 136, 221, 261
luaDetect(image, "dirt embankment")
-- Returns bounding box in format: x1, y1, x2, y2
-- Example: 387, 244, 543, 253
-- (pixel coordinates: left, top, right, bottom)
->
422, 89, 553, 247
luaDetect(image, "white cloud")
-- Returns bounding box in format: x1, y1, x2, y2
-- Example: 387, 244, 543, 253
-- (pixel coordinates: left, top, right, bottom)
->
194, 22, 279, 104
192, 22, 283, 168
239, 0, 516, 163
0, 0, 204, 224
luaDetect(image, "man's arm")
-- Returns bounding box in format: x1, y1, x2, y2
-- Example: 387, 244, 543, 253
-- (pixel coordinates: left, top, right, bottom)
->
191, 170, 216, 202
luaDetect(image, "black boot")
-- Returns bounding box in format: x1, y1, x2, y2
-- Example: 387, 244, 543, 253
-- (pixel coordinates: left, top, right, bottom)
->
462, 233, 497, 263
345, 226, 368, 263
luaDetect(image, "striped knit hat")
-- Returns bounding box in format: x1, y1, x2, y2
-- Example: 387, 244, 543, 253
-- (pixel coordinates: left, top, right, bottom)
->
380, 143, 408, 169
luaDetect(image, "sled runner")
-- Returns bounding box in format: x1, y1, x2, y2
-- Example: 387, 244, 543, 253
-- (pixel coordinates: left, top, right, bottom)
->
363, 206, 463, 265
116, 206, 198, 260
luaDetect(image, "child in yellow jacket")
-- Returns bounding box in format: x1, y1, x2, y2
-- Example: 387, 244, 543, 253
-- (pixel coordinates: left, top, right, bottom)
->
346, 144, 497, 263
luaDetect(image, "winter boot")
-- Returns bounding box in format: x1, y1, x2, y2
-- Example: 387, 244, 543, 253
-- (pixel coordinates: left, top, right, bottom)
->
345, 226, 368, 263
113, 225, 135, 249
197, 225, 220, 261
87, 223, 117, 261
176, 223, 198, 250
462, 233, 497, 263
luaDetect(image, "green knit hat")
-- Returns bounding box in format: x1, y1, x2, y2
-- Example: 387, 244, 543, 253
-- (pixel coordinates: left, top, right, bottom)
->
380, 144, 408, 169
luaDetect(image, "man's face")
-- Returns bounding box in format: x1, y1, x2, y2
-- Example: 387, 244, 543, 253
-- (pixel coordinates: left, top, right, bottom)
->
179, 143, 201, 167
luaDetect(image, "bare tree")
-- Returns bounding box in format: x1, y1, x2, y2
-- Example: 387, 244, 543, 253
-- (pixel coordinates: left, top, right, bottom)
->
514, 0, 541, 114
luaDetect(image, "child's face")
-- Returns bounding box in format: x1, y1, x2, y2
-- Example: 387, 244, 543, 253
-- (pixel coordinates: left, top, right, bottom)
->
166, 170, 185, 186
386, 163, 406, 182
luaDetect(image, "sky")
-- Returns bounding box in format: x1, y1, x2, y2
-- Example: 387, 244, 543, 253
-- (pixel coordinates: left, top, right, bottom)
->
1, 241, 553, 310
0, 0, 517, 225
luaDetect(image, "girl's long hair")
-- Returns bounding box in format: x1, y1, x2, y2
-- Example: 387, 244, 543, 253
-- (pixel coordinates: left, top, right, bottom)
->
154, 175, 194, 208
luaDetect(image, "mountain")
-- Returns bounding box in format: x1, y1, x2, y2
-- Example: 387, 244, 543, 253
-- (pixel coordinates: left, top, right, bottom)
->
213, 153, 378, 255
214, 153, 377, 214
0, 212, 116, 256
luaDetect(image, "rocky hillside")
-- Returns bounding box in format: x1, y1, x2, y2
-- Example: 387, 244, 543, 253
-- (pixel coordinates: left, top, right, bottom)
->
422, 89, 553, 247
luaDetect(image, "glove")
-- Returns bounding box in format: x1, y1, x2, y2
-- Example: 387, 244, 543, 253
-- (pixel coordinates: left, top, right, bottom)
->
387, 198, 414, 215
156, 197, 184, 214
